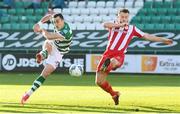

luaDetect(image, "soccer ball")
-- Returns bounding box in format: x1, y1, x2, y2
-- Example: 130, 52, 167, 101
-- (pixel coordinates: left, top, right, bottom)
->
69, 64, 84, 77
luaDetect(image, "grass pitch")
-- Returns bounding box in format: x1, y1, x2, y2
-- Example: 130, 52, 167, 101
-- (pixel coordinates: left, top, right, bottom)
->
0, 73, 180, 113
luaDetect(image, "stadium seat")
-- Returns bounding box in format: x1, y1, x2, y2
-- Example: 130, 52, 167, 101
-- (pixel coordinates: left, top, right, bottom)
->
87, 1, 96, 8
125, 1, 133, 8
154, 24, 164, 30
62, 8, 71, 16
144, 24, 154, 30
165, 0, 173, 1
69, 1, 78, 8
29, 23, 34, 30
129, 8, 139, 15
171, 16, 180, 24
167, 8, 177, 16
95, 23, 104, 30
157, 8, 167, 16
76, 23, 86, 30
35, 9, 44, 15
36, 16, 42, 21
161, 16, 171, 23
83, 16, 93, 23
26, 9, 34, 15
146, 0, 154, 1
164, 24, 175, 30
0, 9, 7, 14
15, 2, 24, 8
2, 24, 11, 30
151, 16, 161, 23
141, 16, 151, 23
19, 16, 28, 22
71, 8, 80, 16
106, 1, 114, 8
26, 16, 36, 23
131, 16, 141, 23
146, 8, 157, 16
89, 8, 99, 16
65, 16, 74, 23
16, 9, 25, 15
163, 2, 172, 8
1, 16, 9, 23
98, 8, 109, 16
102, 16, 112, 22
86, 23, 96, 30
8, 9, 16, 15
10, 16, 19, 22
78, 1, 86, 8
114, 2, 124, 8
134, 1, 144, 8
96, 1, 106, 8
173, 2, 180, 8
143, 2, 153, 8
93, 16, 102, 23
153, 2, 163, 8
74, 16, 84, 23
175, 24, 180, 31
155, 0, 163, 2
136, 24, 144, 29
68, 23, 76, 30
109, 8, 117, 15
165, 0, 174, 2
20, 23, 30, 30
137, 9, 146, 16
11, 23, 20, 30
177, 8, 180, 15
80, 8, 90, 16
53, 8, 62, 13
42, 2, 49, 8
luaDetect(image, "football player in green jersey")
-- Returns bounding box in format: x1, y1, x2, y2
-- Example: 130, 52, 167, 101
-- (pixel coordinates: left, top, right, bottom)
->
21, 13, 73, 105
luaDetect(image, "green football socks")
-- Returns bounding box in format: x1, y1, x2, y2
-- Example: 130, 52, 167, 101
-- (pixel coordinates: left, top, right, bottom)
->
27, 75, 46, 96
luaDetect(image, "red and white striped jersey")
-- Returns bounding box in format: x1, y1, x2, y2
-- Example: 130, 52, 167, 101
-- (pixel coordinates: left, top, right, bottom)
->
104, 25, 145, 56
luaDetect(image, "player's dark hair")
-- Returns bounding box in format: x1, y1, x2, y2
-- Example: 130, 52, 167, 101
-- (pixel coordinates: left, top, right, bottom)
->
54, 13, 64, 20
119, 9, 130, 14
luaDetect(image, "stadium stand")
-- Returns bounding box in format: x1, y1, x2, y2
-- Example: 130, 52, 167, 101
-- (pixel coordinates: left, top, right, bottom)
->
131, 0, 179, 31
0, 0, 179, 30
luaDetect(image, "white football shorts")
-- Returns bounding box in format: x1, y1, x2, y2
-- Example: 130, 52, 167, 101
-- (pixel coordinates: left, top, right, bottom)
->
43, 40, 63, 69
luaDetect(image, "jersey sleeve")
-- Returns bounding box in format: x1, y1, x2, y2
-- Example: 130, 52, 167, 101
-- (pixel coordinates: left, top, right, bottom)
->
134, 26, 145, 38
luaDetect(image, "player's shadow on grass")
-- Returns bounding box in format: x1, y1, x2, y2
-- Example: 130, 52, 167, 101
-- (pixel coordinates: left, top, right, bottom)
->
1, 73, 180, 87
0, 102, 175, 113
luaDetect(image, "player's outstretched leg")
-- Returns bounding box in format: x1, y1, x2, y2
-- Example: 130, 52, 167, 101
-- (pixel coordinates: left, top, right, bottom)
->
21, 75, 45, 105
96, 57, 124, 105
100, 58, 110, 72
96, 71, 120, 105
21, 64, 55, 105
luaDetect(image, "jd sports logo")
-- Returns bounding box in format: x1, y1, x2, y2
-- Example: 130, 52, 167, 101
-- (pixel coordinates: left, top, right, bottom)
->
2, 54, 16, 71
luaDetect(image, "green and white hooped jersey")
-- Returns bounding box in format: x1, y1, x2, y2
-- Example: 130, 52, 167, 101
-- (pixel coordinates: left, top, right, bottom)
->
53, 22, 73, 54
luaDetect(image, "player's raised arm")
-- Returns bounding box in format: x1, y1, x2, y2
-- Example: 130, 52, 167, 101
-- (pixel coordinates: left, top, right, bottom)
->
142, 33, 173, 45
40, 14, 53, 23
134, 26, 173, 45
41, 29, 65, 41
33, 13, 55, 33
103, 22, 127, 29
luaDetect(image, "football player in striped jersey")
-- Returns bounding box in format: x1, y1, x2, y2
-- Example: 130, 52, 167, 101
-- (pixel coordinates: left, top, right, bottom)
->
95, 9, 173, 105
21, 13, 73, 105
